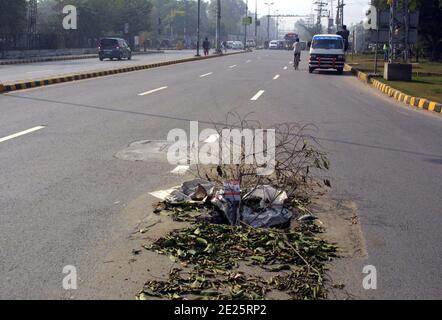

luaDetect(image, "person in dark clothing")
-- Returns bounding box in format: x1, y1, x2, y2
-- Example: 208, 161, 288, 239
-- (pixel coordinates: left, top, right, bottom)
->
337, 25, 350, 52
203, 38, 210, 56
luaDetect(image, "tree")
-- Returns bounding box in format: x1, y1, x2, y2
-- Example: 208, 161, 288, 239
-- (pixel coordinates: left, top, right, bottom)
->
371, 0, 442, 61
0, 0, 27, 35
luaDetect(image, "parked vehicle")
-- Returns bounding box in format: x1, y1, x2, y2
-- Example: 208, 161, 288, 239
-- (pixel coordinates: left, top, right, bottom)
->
269, 40, 279, 49
246, 40, 256, 48
308, 34, 345, 74
232, 41, 244, 50
98, 38, 132, 61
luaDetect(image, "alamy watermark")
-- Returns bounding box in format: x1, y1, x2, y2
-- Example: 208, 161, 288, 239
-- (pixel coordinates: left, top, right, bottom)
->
166, 121, 276, 176
62, 265, 78, 290
62, 5, 77, 30
362, 265, 377, 290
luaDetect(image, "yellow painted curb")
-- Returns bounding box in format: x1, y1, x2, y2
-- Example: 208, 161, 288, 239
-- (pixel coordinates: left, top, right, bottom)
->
349, 66, 442, 115
0, 51, 246, 94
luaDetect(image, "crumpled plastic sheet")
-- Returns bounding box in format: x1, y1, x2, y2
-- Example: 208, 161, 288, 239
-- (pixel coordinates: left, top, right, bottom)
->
242, 206, 293, 228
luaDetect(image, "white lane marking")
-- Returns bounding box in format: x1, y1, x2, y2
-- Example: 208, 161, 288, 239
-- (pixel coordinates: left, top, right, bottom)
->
229, 65, 237, 68
289, 61, 293, 65
138, 86, 168, 96
204, 134, 220, 144
251, 90, 265, 101
0, 126, 46, 143
273, 74, 280, 80
200, 72, 213, 78
283, 66, 288, 70
171, 165, 190, 175
246, 60, 251, 63
26, 70, 53, 74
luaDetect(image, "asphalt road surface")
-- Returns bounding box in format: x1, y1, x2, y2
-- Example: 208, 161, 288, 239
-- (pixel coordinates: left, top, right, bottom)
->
0, 50, 195, 83
0, 50, 441, 299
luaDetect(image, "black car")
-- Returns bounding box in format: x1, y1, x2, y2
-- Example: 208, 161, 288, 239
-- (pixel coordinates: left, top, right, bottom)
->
98, 38, 132, 61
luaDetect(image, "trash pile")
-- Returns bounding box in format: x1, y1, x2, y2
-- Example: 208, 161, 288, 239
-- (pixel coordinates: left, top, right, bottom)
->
155, 179, 300, 229
138, 179, 338, 300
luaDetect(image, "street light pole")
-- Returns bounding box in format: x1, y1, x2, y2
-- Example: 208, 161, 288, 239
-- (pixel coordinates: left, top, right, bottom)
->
264, 2, 274, 45
196, 0, 201, 56
244, 0, 248, 49
255, 0, 258, 41
216, 0, 221, 53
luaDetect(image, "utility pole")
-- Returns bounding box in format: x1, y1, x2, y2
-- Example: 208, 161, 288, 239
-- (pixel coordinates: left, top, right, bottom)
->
255, 0, 258, 40
184, 0, 189, 48
27, 0, 38, 49
314, 1, 329, 33
196, 0, 201, 56
336, 0, 345, 30
403, 0, 410, 63
264, 2, 274, 44
275, 10, 279, 39
244, 0, 248, 49
389, 0, 396, 62
216, 0, 221, 53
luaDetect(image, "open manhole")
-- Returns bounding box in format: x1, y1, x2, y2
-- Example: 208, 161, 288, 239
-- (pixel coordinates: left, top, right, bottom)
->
115, 140, 179, 163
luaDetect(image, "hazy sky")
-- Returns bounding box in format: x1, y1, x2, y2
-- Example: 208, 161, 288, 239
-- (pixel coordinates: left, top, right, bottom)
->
245, 0, 370, 28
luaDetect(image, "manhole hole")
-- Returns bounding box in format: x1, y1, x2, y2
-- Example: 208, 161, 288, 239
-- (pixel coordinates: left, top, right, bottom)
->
115, 140, 180, 162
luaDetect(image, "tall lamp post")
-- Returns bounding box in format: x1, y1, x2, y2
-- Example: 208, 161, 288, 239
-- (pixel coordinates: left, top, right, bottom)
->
196, 0, 201, 56
244, 0, 249, 49
264, 2, 274, 45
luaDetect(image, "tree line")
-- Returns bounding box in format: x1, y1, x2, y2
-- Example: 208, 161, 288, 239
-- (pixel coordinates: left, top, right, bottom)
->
371, 0, 442, 60
0, 0, 256, 50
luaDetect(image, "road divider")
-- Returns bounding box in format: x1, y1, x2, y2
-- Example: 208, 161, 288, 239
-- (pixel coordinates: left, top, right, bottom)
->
251, 90, 265, 101
138, 86, 168, 96
345, 64, 442, 115
0, 51, 246, 94
0, 50, 163, 66
0, 126, 45, 143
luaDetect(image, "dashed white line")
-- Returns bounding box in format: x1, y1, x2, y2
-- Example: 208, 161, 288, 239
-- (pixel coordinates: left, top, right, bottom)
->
0, 126, 46, 143
251, 90, 265, 101
246, 60, 251, 63
229, 65, 237, 68
138, 86, 168, 96
171, 165, 190, 175
200, 72, 213, 78
283, 66, 288, 70
273, 74, 280, 80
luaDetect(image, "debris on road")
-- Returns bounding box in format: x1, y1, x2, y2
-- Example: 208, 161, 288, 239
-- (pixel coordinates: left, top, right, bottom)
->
138, 222, 336, 300
137, 114, 338, 300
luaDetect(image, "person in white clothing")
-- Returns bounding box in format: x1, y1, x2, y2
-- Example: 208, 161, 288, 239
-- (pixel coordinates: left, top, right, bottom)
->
293, 38, 301, 67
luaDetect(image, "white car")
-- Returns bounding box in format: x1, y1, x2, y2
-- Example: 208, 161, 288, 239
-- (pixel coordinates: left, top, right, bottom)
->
269, 40, 278, 49
232, 41, 244, 50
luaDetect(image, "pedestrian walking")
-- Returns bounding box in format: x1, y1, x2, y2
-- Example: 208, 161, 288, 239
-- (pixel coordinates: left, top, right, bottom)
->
383, 43, 389, 61
203, 38, 211, 56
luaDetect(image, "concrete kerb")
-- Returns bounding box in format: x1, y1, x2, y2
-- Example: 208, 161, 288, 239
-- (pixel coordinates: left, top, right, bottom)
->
0, 51, 246, 94
345, 64, 442, 114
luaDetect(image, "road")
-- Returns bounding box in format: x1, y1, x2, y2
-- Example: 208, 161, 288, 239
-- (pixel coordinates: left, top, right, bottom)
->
0, 50, 195, 83
0, 50, 441, 299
